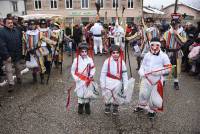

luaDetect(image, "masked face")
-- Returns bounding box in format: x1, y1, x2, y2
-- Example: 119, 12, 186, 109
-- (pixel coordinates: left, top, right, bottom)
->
111, 50, 120, 61
40, 24, 47, 28
150, 43, 160, 55
80, 49, 88, 58
30, 24, 36, 30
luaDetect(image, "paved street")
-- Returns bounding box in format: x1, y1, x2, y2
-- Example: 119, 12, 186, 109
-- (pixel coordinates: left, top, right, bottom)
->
0, 50, 200, 134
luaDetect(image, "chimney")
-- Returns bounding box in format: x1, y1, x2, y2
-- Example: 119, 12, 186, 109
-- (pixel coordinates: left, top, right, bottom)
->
161, 5, 164, 10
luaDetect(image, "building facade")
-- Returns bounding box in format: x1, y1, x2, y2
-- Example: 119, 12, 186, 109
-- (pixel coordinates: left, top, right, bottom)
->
162, 3, 200, 21
0, 0, 25, 18
26, 0, 142, 24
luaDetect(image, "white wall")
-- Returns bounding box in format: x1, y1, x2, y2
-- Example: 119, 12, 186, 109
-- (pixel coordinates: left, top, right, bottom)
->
0, 0, 25, 18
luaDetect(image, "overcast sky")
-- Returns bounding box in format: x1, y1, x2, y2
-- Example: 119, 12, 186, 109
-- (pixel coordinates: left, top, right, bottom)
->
143, 0, 199, 9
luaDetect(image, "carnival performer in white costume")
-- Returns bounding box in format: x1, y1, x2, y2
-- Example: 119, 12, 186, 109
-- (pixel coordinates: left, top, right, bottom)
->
134, 37, 172, 119
71, 43, 96, 114
141, 18, 159, 57
113, 20, 125, 50
90, 20, 104, 55
50, 22, 65, 68
100, 45, 128, 115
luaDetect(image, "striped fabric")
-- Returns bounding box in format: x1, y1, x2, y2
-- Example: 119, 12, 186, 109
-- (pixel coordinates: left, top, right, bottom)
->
151, 28, 158, 38
26, 30, 39, 50
164, 30, 187, 50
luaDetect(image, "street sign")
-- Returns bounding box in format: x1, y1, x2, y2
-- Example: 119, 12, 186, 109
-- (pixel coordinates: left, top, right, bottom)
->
69, 11, 96, 17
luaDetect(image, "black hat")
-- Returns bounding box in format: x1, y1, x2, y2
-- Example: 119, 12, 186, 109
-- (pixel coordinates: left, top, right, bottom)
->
40, 19, 47, 25
28, 19, 36, 25
79, 43, 88, 50
109, 45, 120, 53
171, 19, 180, 25
150, 37, 161, 46
146, 17, 154, 23
53, 22, 60, 29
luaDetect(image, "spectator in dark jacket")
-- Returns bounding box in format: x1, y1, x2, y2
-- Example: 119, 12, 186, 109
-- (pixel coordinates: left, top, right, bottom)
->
0, 17, 22, 92
73, 24, 83, 50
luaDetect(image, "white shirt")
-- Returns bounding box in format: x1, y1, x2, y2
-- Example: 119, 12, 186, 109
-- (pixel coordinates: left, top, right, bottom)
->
90, 23, 104, 35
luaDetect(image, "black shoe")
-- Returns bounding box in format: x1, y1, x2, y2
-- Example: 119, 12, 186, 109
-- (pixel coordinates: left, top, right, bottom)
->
78, 104, 84, 114
163, 81, 166, 87
133, 107, 144, 113
113, 104, 119, 115
174, 82, 179, 90
85, 103, 91, 115
32, 73, 37, 84
148, 112, 156, 119
40, 74, 44, 84
104, 104, 111, 114
8, 84, 14, 93
17, 78, 22, 85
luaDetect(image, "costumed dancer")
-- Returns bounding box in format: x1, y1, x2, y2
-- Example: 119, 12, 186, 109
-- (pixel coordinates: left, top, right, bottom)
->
100, 45, 128, 115
50, 22, 64, 69
163, 19, 187, 90
71, 43, 96, 114
84, 23, 94, 58
113, 19, 125, 50
141, 18, 159, 57
90, 2, 104, 56
126, 23, 141, 70
108, 23, 115, 46
38, 19, 54, 82
90, 20, 104, 55
25, 20, 46, 84
102, 24, 110, 53
134, 37, 172, 119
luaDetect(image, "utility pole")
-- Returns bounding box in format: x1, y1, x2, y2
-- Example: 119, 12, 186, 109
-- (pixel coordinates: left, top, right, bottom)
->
174, 0, 178, 13
24, 0, 27, 15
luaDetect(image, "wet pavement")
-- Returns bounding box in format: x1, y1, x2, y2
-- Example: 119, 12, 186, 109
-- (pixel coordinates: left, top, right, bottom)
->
0, 51, 200, 134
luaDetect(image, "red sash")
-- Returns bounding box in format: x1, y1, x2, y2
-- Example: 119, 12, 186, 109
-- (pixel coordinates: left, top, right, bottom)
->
106, 57, 122, 80
75, 55, 94, 82
157, 80, 163, 111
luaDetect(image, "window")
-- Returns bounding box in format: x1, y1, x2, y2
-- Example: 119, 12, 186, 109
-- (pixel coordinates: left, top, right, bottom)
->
100, 17, 104, 23
65, 0, 73, 9
50, 0, 58, 9
12, 1, 18, 12
112, 17, 117, 23
96, 0, 103, 8
34, 0, 41, 10
128, 0, 134, 8
81, 0, 89, 9
81, 17, 89, 25
112, 0, 118, 8
126, 17, 134, 24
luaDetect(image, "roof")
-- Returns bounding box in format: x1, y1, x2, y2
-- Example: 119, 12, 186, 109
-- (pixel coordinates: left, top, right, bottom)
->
144, 6, 164, 15
163, 2, 200, 12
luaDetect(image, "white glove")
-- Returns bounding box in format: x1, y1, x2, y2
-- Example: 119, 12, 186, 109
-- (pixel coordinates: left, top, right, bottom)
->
138, 69, 145, 77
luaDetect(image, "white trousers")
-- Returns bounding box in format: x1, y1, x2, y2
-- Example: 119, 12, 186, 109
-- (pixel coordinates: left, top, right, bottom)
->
138, 78, 163, 113
114, 37, 125, 50
93, 37, 103, 54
